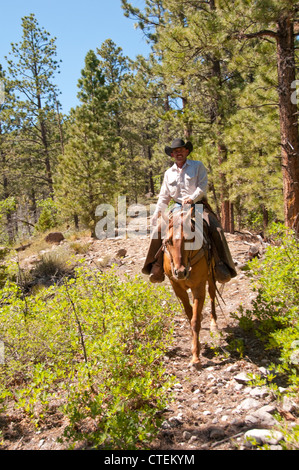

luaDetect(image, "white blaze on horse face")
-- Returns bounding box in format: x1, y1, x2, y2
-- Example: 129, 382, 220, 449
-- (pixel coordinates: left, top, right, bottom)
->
184, 204, 204, 250
173, 214, 182, 240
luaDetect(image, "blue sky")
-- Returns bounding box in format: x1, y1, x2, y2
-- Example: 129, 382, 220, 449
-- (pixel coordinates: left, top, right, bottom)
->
0, 0, 150, 113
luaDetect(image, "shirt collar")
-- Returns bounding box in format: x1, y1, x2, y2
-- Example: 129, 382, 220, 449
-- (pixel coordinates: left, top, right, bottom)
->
171, 159, 190, 171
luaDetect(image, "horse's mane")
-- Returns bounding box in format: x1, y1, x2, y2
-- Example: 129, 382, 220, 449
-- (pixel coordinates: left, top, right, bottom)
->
167, 208, 196, 242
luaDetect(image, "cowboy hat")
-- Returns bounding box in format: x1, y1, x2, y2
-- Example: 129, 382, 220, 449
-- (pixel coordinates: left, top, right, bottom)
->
164, 138, 193, 156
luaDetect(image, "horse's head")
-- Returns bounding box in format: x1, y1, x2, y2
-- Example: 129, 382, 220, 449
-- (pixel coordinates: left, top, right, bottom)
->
164, 208, 197, 281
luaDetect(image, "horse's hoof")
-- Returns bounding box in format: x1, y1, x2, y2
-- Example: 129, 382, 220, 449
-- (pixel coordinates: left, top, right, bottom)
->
210, 324, 221, 346
188, 361, 202, 371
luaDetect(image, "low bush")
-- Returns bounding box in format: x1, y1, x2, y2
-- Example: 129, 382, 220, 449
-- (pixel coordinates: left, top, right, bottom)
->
230, 224, 299, 449
34, 198, 59, 233
0, 246, 9, 289
0, 266, 177, 449
231, 224, 299, 387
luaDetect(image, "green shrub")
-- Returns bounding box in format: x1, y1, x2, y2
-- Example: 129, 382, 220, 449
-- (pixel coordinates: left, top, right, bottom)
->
0, 267, 176, 449
35, 198, 59, 233
231, 223, 299, 387
0, 246, 9, 289
243, 208, 277, 232
229, 224, 299, 449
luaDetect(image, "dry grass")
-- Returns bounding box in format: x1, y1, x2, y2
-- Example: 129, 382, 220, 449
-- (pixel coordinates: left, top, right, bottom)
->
30, 248, 74, 280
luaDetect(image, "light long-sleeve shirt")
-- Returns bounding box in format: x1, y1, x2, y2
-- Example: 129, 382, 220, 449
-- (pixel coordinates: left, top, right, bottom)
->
154, 159, 208, 216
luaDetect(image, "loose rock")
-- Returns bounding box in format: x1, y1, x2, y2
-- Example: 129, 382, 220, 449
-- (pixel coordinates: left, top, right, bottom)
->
183, 431, 192, 441
234, 372, 251, 384
45, 232, 64, 244
237, 398, 260, 411
244, 429, 284, 448
245, 404, 278, 427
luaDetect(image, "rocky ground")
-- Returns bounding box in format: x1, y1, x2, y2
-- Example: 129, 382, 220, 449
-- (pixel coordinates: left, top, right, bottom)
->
2, 229, 298, 450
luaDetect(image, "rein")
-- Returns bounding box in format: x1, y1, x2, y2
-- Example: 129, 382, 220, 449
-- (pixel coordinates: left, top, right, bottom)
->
160, 208, 227, 314
157, 207, 210, 281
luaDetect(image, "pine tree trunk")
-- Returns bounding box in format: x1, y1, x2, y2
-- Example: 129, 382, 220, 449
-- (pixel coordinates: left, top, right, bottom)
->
74, 214, 79, 230
164, 90, 171, 138
276, 13, 299, 227
261, 203, 269, 231
221, 200, 230, 232
207, 161, 221, 220
56, 100, 65, 155
37, 93, 54, 197
229, 201, 235, 233
3, 174, 14, 244
30, 188, 38, 224
209, 40, 234, 233
147, 145, 155, 195
218, 142, 234, 232
181, 79, 193, 139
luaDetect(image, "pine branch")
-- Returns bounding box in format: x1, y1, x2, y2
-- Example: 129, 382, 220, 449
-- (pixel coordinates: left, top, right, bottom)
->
237, 103, 279, 111
14, 217, 35, 228
233, 30, 278, 40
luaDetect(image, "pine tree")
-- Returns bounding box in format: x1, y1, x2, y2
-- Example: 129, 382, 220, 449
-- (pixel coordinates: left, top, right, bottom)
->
122, 0, 245, 231
222, 36, 282, 230
94, 40, 168, 203
97, 40, 130, 114
5, 13, 62, 199
219, 0, 299, 227
55, 50, 117, 235
122, 0, 299, 230
0, 67, 19, 242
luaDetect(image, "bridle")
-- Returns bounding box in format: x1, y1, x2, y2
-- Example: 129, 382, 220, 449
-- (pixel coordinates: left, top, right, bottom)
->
154, 207, 209, 281
163, 237, 206, 280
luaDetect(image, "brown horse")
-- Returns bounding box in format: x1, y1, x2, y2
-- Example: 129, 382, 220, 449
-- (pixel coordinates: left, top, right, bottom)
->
163, 207, 217, 369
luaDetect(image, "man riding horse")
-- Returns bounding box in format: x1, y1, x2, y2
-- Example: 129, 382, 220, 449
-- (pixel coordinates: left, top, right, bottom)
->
142, 138, 237, 284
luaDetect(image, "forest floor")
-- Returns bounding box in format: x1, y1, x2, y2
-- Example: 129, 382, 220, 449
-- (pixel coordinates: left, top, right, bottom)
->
1, 227, 297, 451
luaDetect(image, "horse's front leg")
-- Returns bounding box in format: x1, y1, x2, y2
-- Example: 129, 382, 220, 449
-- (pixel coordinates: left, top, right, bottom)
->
170, 280, 193, 322
208, 276, 218, 332
189, 284, 206, 368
